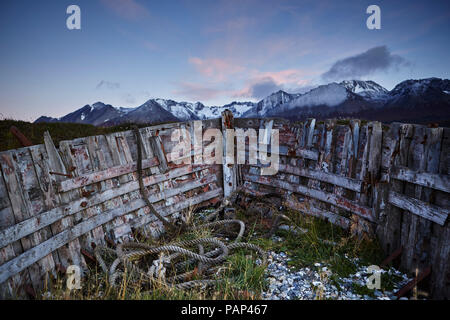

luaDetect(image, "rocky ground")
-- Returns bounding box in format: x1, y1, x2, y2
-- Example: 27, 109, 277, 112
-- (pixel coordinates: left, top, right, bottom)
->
261, 237, 413, 300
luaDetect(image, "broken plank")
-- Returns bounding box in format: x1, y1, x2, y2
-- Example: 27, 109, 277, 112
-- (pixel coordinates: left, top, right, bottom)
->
244, 173, 375, 221
388, 191, 448, 225
58, 157, 159, 192
0, 179, 220, 284
0, 165, 207, 249
272, 164, 362, 192
391, 166, 450, 193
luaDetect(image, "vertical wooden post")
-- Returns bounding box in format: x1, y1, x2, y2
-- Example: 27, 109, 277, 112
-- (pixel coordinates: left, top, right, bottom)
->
44, 132, 85, 269
221, 110, 236, 198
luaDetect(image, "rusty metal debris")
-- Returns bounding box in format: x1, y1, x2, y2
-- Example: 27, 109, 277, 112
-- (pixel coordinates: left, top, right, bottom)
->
9, 126, 32, 147
394, 266, 431, 298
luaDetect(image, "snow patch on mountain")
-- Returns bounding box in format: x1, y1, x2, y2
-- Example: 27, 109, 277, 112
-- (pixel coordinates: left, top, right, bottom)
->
286, 83, 348, 109
340, 80, 388, 101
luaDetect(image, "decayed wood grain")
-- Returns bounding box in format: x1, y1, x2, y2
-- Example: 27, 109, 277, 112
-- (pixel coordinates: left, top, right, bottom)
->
0, 118, 449, 298
241, 180, 351, 230
248, 162, 362, 192
283, 195, 351, 229
430, 127, 450, 299
58, 157, 159, 192
413, 127, 445, 291
391, 166, 449, 193
222, 110, 236, 197
0, 176, 221, 284
244, 173, 375, 221
388, 191, 448, 225
45, 133, 85, 269
0, 149, 53, 291
376, 123, 403, 254
401, 125, 427, 271
0, 164, 207, 249
0, 160, 27, 297
149, 135, 168, 173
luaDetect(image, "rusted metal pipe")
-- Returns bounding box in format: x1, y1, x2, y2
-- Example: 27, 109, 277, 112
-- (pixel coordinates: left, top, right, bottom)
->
10, 126, 32, 147
381, 246, 403, 267
395, 266, 431, 298
49, 171, 73, 178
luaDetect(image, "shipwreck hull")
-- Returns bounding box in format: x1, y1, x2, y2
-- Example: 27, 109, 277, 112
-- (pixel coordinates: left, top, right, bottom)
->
0, 114, 448, 299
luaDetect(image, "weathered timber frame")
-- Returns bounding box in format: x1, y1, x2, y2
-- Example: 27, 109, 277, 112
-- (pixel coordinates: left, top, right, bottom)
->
0, 115, 448, 299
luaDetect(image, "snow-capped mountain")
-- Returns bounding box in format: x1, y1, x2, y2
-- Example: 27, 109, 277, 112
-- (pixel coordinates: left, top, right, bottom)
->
340, 80, 389, 101
34, 102, 125, 126
245, 90, 295, 117
252, 78, 449, 123
34, 78, 450, 126
262, 82, 372, 120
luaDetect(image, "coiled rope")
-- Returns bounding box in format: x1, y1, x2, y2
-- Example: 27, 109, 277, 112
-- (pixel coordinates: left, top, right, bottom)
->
92, 126, 266, 292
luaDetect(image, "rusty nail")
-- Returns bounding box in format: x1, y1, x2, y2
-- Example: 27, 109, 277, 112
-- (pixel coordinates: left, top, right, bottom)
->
49, 171, 73, 178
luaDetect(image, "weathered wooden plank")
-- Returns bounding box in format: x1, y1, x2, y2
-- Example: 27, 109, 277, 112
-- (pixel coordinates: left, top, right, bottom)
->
149, 135, 168, 173
58, 157, 159, 193
0, 165, 207, 249
244, 158, 363, 191
241, 143, 319, 161
222, 110, 236, 197
244, 173, 375, 221
283, 195, 351, 229
430, 127, 450, 299
84, 135, 116, 246
277, 164, 362, 191
0, 160, 27, 298
13, 147, 56, 288
412, 127, 444, 290
240, 183, 351, 229
0, 176, 220, 284
388, 191, 448, 225
401, 124, 428, 271
319, 119, 336, 173
45, 133, 85, 269
29, 144, 63, 268
376, 123, 402, 254
391, 166, 449, 193
0, 150, 50, 291
59, 138, 100, 250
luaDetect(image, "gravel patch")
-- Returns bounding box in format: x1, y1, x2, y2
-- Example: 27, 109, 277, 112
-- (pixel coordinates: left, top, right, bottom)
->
262, 248, 413, 300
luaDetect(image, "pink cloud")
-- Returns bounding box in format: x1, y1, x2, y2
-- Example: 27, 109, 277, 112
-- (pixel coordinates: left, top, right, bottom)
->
100, 0, 150, 20
233, 69, 314, 99
188, 57, 245, 81
252, 69, 312, 87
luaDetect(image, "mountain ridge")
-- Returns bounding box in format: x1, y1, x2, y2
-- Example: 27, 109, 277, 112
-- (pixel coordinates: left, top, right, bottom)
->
35, 78, 450, 126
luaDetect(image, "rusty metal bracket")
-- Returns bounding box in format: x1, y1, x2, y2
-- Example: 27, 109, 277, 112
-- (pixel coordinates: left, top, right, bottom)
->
381, 246, 403, 267
395, 266, 431, 298
10, 126, 32, 147
49, 171, 73, 178
80, 249, 96, 263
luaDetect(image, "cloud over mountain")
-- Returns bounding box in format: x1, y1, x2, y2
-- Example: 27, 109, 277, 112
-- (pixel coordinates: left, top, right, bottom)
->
321, 46, 409, 81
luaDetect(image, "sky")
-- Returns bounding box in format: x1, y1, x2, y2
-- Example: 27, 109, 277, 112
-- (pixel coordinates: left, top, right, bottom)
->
0, 0, 449, 122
